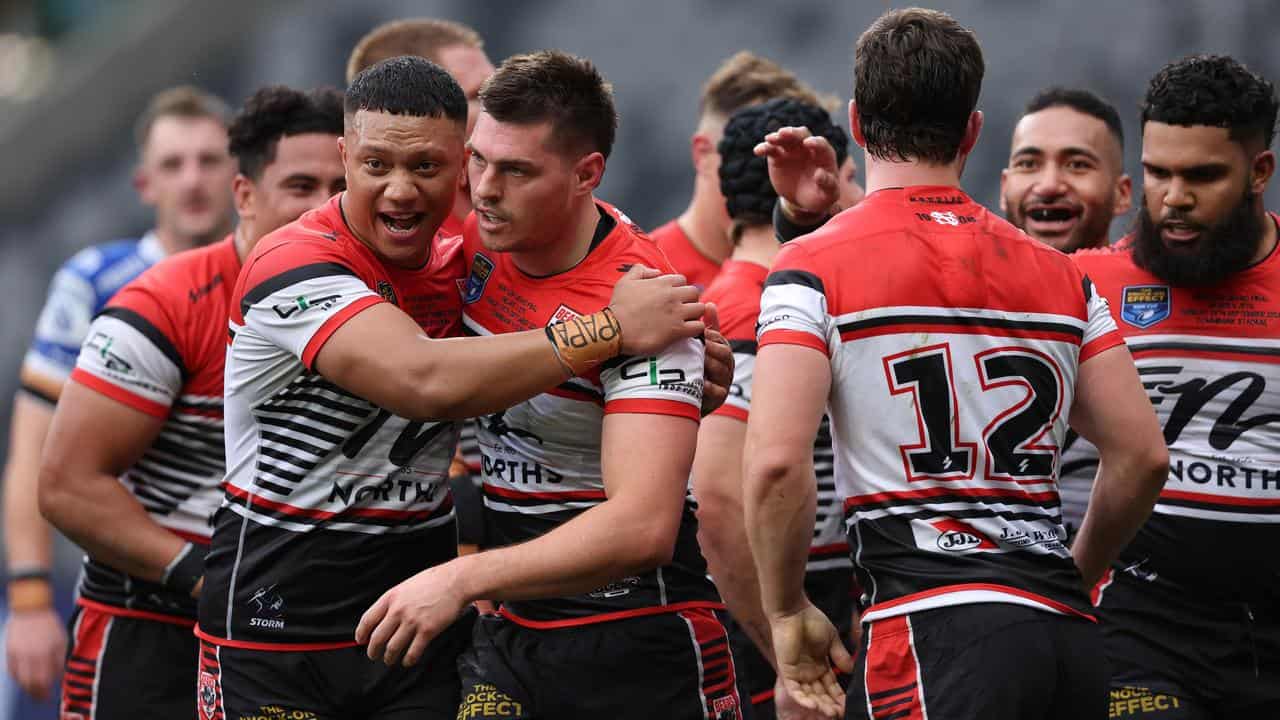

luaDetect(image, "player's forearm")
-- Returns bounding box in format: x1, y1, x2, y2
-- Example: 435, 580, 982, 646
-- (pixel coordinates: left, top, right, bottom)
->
744, 452, 816, 620
456, 497, 678, 604
3, 394, 57, 570
1071, 449, 1168, 586
701, 519, 776, 666
38, 465, 187, 583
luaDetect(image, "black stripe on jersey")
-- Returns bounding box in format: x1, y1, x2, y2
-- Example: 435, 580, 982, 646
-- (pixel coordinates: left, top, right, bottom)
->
764, 269, 825, 293
1157, 497, 1280, 515
98, 306, 189, 381
846, 506, 1065, 525
255, 460, 306, 485
1129, 341, 1280, 358
150, 434, 223, 466
223, 489, 453, 528
838, 313, 1084, 338
256, 479, 294, 496
260, 429, 328, 457
848, 493, 1062, 513
131, 458, 206, 490
261, 391, 370, 418
240, 262, 358, 315
255, 414, 344, 446
1081, 274, 1096, 301
255, 404, 361, 432
554, 380, 604, 402
729, 339, 758, 355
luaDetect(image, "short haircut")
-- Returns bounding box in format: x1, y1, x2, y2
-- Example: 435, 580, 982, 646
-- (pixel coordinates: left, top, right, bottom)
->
345, 56, 467, 126
479, 50, 617, 159
227, 86, 344, 179
133, 85, 232, 151
345, 17, 483, 83
1023, 86, 1124, 149
699, 51, 826, 121
853, 7, 985, 164
719, 98, 850, 229
1142, 54, 1278, 149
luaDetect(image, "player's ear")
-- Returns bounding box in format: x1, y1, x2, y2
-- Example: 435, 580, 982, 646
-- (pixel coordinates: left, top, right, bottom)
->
691, 134, 716, 177
1114, 173, 1133, 216
958, 110, 984, 158
337, 135, 348, 167
574, 151, 606, 195
1250, 149, 1275, 196
848, 101, 866, 149
233, 174, 255, 220
133, 165, 155, 207
998, 169, 1010, 213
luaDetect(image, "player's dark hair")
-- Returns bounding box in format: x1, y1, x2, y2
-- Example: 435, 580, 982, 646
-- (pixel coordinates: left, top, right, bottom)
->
853, 7, 984, 164
479, 50, 617, 159
345, 17, 483, 84
228, 86, 344, 179
345, 56, 467, 126
1142, 54, 1278, 149
718, 98, 849, 231
1024, 87, 1124, 149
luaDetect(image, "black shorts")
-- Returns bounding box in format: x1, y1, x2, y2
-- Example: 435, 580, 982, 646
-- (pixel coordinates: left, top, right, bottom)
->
61, 602, 198, 720
728, 569, 856, 719
197, 612, 473, 720
1096, 569, 1280, 718
457, 608, 744, 719
846, 603, 1105, 720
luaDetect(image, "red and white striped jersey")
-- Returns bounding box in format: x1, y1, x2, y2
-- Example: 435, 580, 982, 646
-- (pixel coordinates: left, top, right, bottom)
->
701, 259, 849, 573
757, 187, 1123, 623
67, 236, 240, 621
199, 195, 465, 648
1070, 227, 1280, 603
460, 202, 722, 628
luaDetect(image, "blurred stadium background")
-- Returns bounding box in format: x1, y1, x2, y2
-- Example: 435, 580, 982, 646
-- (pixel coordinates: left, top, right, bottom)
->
0, 0, 1277, 714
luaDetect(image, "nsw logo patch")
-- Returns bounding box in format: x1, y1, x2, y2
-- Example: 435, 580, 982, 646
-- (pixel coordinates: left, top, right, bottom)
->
463, 254, 494, 304
1120, 284, 1170, 329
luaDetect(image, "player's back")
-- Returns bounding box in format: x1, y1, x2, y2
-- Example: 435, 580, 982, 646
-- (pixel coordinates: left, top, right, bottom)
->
759, 186, 1123, 623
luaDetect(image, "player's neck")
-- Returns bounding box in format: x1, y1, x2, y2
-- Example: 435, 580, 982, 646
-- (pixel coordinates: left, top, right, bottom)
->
510, 196, 601, 277
731, 224, 780, 268
154, 221, 229, 256
1251, 207, 1278, 265
863, 155, 964, 196
678, 185, 732, 264
451, 191, 472, 226
232, 223, 254, 262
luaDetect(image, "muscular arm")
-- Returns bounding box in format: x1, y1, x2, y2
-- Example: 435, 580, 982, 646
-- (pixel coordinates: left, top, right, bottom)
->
1068, 345, 1168, 586
37, 381, 188, 583
693, 414, 776, 665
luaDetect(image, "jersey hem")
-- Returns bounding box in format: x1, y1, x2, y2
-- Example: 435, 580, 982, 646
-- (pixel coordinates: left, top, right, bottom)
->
499, 599, 725, 629
758, 330, 829, 356
76, 597, 195, 627
860, 583, 1095, 624
193, 625, 360, 652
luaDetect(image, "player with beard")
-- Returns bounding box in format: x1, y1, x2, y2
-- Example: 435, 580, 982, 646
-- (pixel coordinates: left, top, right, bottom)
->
357, 51, 742, 720
196, 57, 713, 720
1001, 87, 1132, 254
1071, 54, 1280, 717
36, 85, 345, 720
694, 97, 859, 720
2, 86, 234, 707
743, 8, 1168, 717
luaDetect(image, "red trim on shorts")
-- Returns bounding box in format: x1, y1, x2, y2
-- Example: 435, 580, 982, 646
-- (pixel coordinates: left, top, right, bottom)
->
62, 604, 113, 719
498, 600, 725, 629
483, 485, 607, 502
679, 607, 743, 719
197, 641, 225, 720
70, 368, 172, 418
863, 615, 926, 720
758, 330, 830, 356
300, 294, 383, 369
866, 583, 1096, 622
604, 398, 701, 421
194, 624, 359, 652
76, 597, 196, 627
750, 689, 775, 705
1091, 568, 1116, 607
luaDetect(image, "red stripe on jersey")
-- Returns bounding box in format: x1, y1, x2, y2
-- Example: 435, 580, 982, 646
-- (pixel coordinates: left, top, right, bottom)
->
75, 597, 196, 627
863, 615, 926, 720
70, 367, 171, 419
499, 599, 725, 629
867, 582, 1096, 622
758, 329, 829, 355
300, 294, 384, 369
1080, 332, 1126, 363
840, 322, 1082, 345
1091, 568, 1116, 606
604, 397, 701, 420
809, 542, 850, 557
1129, 346, 1275, 365
169, 528, 212, 545
194, 624, 358, 652
844, 485, 1059, 509
546, 385, 605, 406
483, 485, 607, 502
1160, 489, 1280, 507
711, 404, 749, 422
224, 482, 450, 521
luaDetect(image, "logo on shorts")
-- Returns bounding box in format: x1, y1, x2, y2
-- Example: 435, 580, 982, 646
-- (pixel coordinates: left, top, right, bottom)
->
247, 584, 285, 630
198, 670, 218, 720
463, 253, 495, 304
1120, 285, 1170, 329
712, 695, 739, 718
377, 280, 398, 306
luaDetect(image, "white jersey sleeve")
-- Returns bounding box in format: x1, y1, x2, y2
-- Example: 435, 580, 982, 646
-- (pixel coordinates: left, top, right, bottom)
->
1080, 275, 1123, 361
757, 248, 835, 355
239, 271, 382, 368
600, 337, 704, 421
70, 308, 183, 418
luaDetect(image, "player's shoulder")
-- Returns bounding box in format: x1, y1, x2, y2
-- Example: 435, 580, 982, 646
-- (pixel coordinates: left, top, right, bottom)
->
112, 237, 238, 316
240, 200, 362, 290
599, 202, 675, 273
703, 261, 767, 341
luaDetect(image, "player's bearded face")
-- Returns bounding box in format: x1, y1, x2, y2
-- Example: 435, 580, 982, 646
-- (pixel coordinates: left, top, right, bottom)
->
339, 110, 464, 268
1133, 186, 1263, 287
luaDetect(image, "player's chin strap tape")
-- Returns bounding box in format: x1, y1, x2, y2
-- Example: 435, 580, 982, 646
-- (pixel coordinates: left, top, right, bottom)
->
773, 200, 831, 244
160, 542, 204, 597
544, 308, 623, 377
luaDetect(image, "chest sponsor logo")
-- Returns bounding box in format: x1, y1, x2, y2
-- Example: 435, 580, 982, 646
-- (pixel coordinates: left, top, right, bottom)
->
911, 518, 999, 554
377, 280, 398, 306
463, 253, 495, 304
1120, 284, 1170, 329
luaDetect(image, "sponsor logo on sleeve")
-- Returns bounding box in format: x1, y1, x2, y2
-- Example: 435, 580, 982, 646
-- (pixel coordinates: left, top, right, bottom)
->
272, 294, 340, 319
1120, 285, 1170, 329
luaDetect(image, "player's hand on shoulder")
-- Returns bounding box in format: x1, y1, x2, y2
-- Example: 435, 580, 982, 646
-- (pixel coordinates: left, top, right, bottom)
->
609, 265, 705, 355
755, 126, 840, 220
701, 303, 734, 417
356, 563, 468, 667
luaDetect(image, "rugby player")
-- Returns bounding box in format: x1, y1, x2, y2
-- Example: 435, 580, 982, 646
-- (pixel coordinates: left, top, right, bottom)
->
1073, 54, 1280, 717
37, 85, 344, 720
1001, 87, 1132, 254
196, 57, 711, 720
693, 97, 858, 720
357, 50, 742, 719
346, 17, 495, 237
744, 8, 1168, 717
649, 51, 844, 292
2, 85, 234, 703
